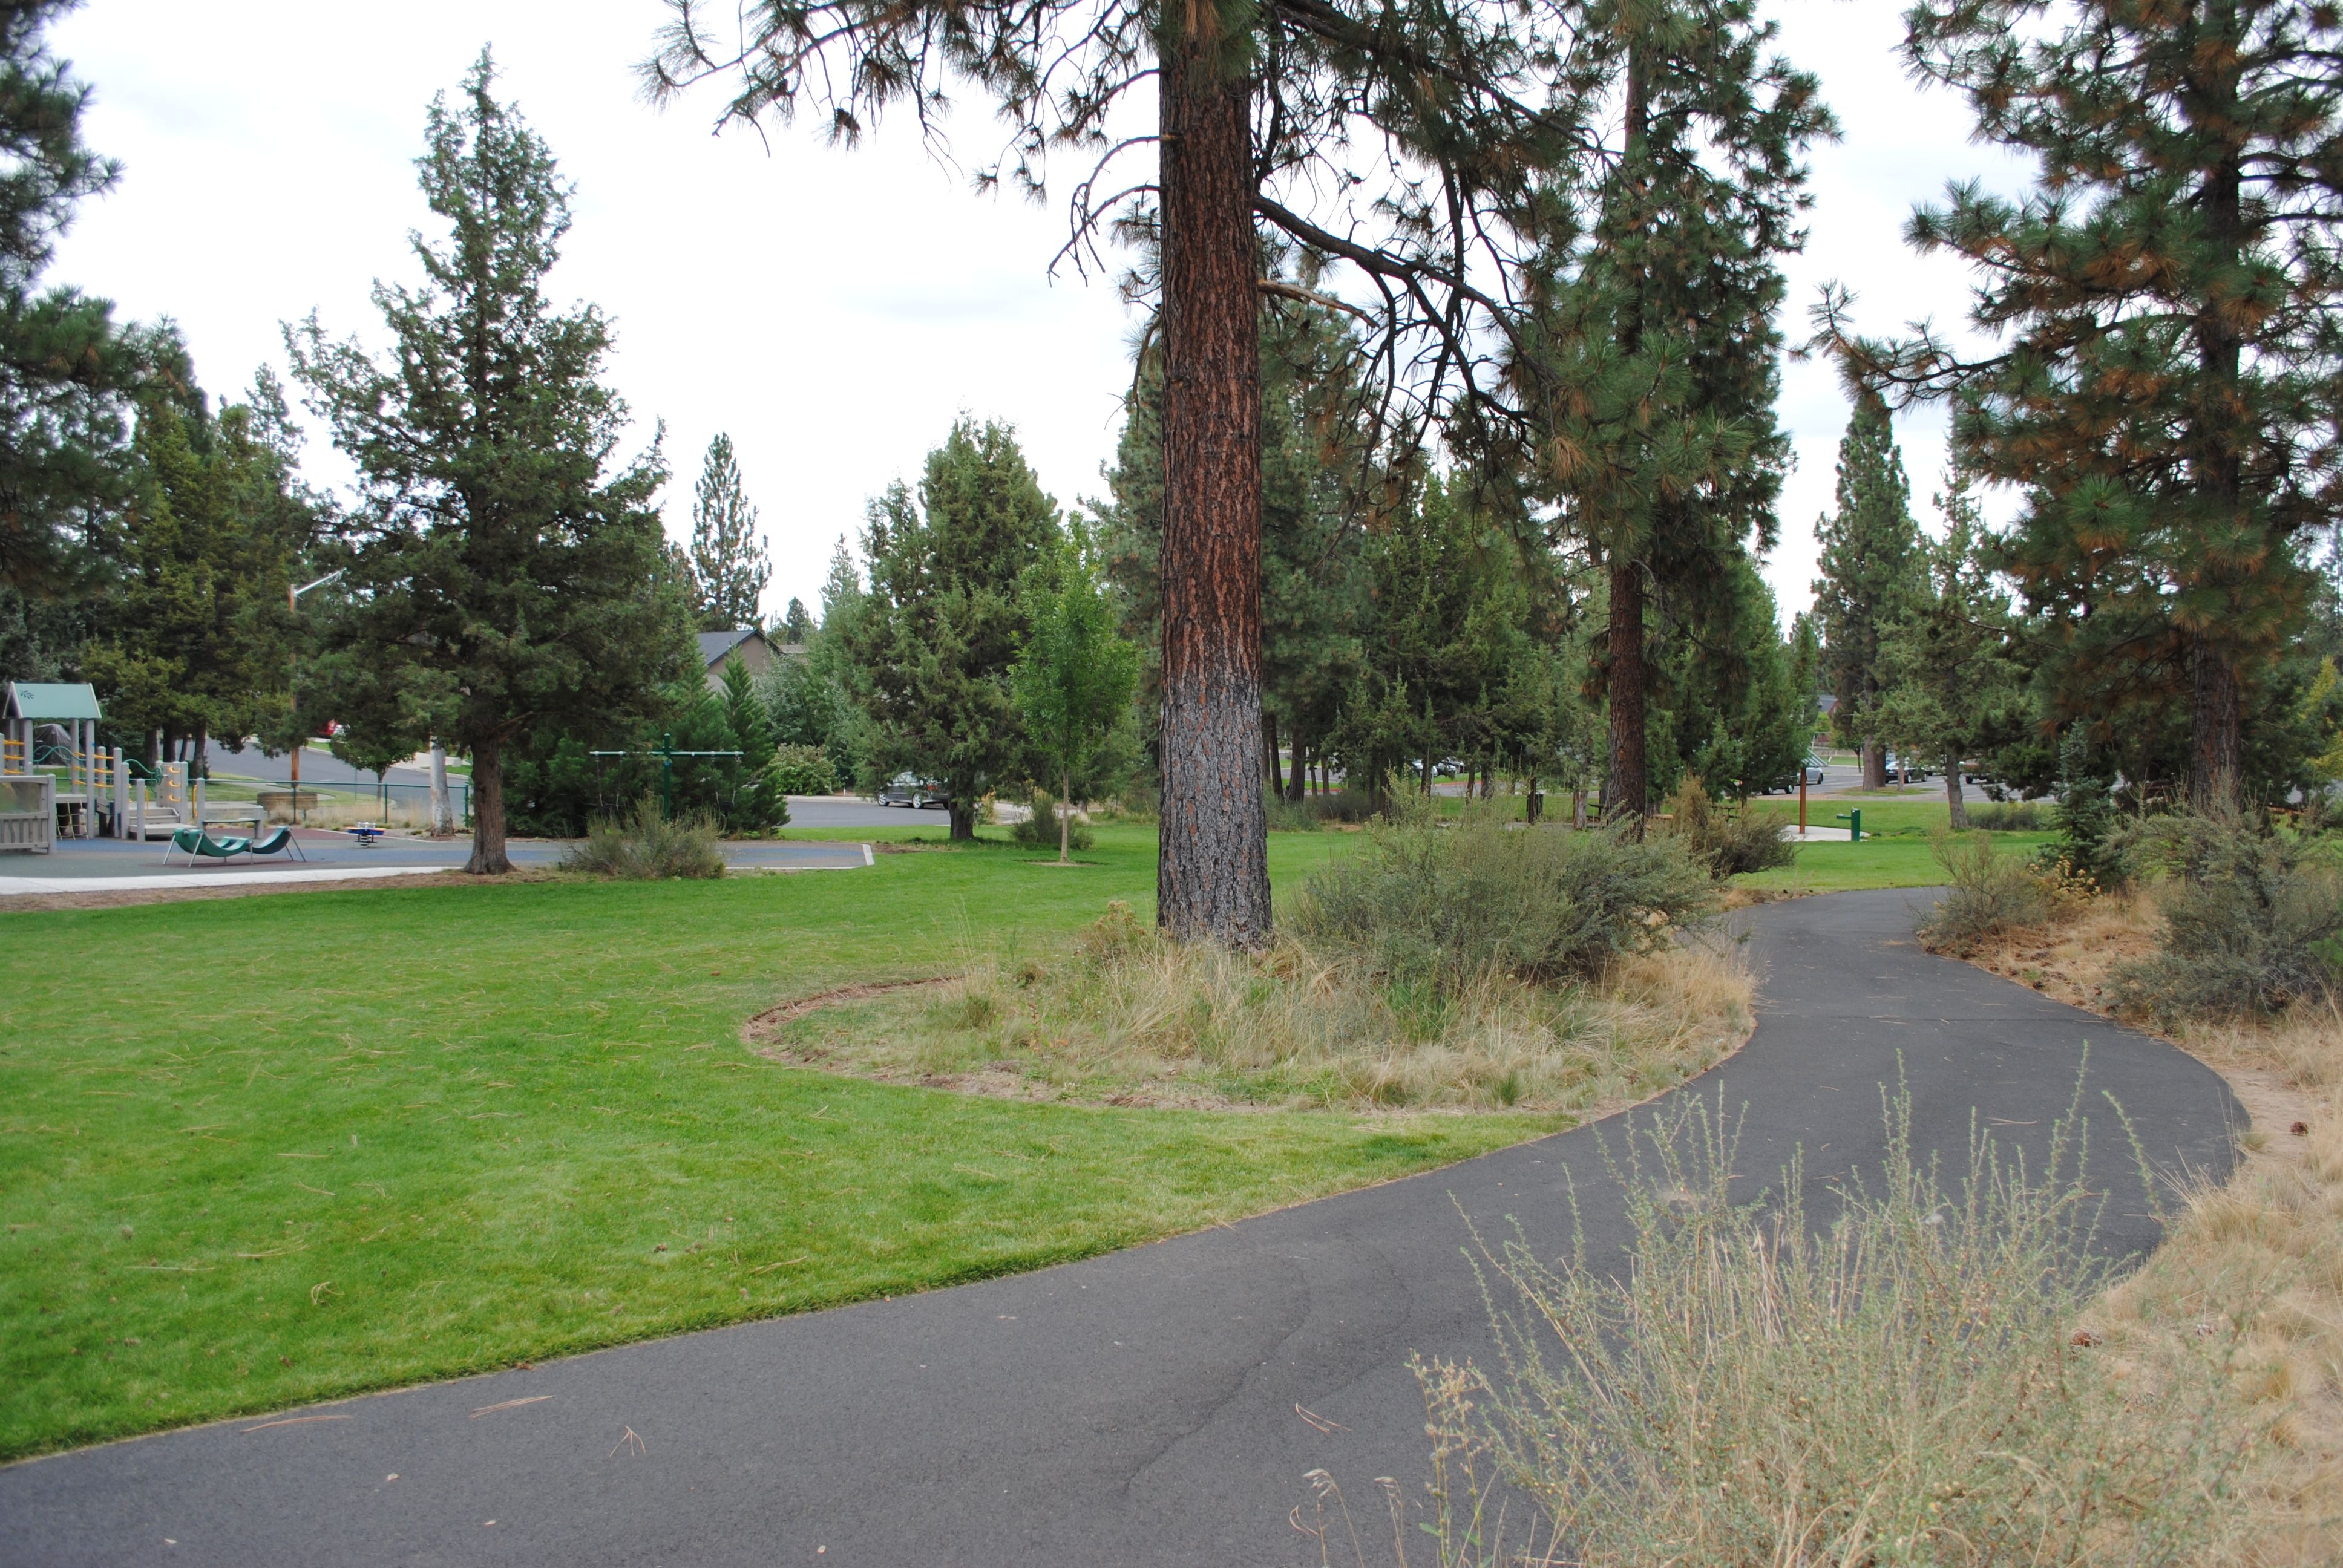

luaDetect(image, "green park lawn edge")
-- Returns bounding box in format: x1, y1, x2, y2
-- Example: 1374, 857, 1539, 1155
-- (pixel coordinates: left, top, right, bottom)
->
0, 825, 1522, 1462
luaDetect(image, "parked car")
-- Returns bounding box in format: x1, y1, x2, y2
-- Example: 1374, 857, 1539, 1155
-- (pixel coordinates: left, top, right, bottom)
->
878, 773, 952, 810
1881, 753, 1930, 783
1754, 757, 1829, 794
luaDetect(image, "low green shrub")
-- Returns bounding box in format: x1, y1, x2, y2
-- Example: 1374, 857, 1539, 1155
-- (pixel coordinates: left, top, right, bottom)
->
1009, 790, 1095, 853
765, 743, 837, 797
2112, 802, 2343, 1022
1919, 831, 2054, 952
1292, 799, 1714, 995
559, 794, 725, 880
1264, 794, 1325, 832
1407, 1089, 2241, 1567
1967, 799, 2050, 832
1660, 776, 1795, 877
1304, 787, 1379, 825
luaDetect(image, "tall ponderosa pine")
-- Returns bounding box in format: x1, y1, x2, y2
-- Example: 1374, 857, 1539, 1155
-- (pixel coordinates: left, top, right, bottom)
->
1811, 396, 1922, 788
688, 431, 768, 630
0, 0, 178, 677
287, 54, 686, 874
650, 0, 1605, 946
1096, 286, 1374, 808
1523, 0, 1827, 820
1824, 0, 2343, 808
843, 419, 1060, 840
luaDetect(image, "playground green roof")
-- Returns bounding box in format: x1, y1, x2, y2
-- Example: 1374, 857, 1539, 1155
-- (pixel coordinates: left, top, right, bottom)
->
4, 682, 102, 721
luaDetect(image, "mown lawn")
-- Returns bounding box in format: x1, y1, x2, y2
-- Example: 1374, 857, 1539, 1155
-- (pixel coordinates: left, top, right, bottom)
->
0, 824, 1538, 1460
1734, 794, 2058, 893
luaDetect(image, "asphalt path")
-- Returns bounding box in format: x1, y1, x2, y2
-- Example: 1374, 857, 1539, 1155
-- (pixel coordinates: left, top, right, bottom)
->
0, 889, 2241, 1565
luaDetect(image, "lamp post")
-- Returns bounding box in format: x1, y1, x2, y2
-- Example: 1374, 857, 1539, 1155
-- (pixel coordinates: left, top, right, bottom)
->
286, 570, 344, 822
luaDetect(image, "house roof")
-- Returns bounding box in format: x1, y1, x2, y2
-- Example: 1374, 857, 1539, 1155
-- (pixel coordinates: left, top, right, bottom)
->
4, 682, 102, 722
696, 629, 763, 667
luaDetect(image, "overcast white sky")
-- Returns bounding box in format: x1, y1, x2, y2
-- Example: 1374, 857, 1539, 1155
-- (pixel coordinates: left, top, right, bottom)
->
51, 0, 2030, 627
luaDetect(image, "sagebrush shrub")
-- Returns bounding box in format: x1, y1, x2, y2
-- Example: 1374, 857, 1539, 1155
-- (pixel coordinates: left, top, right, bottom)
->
1919, 831, 2054, 953
1010, 790, 1095, 852
560, 794, 725, 880
2113, 802, 2343, 1022
1292, 799, 1714, 994
1660, 776, 1795, 877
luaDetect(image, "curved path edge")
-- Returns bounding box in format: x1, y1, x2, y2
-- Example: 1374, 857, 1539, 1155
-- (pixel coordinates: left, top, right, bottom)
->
0, 888, 2242, 1566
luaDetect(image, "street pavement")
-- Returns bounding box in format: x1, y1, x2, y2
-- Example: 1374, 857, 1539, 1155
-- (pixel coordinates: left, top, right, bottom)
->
0, 832, 870, 893
0, 889, 2241, 1564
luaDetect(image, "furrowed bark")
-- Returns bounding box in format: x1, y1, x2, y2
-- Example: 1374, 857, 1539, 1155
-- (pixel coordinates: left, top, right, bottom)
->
1942, 747, 1967, 830
466, 735, 512, 875
1155, 19, 1270, 946
1602, 43, 1651, 831
1604, 550, 1648, 824
2190, 635, 2242, 810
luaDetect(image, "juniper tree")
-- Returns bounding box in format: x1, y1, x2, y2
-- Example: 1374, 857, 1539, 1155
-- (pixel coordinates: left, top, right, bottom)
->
1811, 396, 1923, 788
1873, 468, 2017, 828
688, 432, 769, 630
842, 419, 1060, 840
647, 0, 1607, 945
1518, 0, 1828, 820
287, 53, 686, 875
1819, 0, 2343, 809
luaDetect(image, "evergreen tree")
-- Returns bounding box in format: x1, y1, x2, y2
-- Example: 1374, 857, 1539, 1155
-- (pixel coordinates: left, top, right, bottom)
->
1874, 468, 2018, 828
1521, 0, 1827, 820
718, 653, 786, 829
1095, 286, 1374, 805
0, 0, 157, 608
82, 371, 323, 766
1824, 0, 2343, 808
654, 0, 1608, 946
841, 419, 1059, 840
688, 431, 768, 630
779, 596, 813, 645
287, 53, 687, 874
1013, 533, 1140, 863
1811, 396, 1923, 788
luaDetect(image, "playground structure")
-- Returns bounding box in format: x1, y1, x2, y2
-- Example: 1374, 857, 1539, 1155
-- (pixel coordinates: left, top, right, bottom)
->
1, 681, 263, 847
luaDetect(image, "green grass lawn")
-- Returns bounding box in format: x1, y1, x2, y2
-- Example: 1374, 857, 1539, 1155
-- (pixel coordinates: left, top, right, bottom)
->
1734, 794, 2057, 893
0, 825, 1541, 1460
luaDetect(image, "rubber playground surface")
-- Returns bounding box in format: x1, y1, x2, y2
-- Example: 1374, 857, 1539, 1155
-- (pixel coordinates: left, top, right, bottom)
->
0, 832, 871, 895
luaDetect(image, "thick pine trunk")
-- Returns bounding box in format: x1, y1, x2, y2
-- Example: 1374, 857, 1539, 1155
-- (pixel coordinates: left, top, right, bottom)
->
1942, 748, 1968, 830
1155, 23, 1270, 946
1861, 740, 1886, 791
2188, 25, 2246, 812
2189, 636, 2242, 810
1604, 551, 1648, 823
466, 736, 512, 874
948, 796, 977, 841
1263, 710, 1280, 796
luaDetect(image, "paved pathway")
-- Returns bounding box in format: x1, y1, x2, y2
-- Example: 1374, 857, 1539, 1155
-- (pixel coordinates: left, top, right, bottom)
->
0, 890, 2241, 1565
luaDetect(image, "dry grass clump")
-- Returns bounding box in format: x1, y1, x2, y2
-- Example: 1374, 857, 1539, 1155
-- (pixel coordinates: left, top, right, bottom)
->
1659, 776, 1797, 877
755, 808, 1748, 1114
758, 901, 1751, 1114
1398, 1091, 2246, 1567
